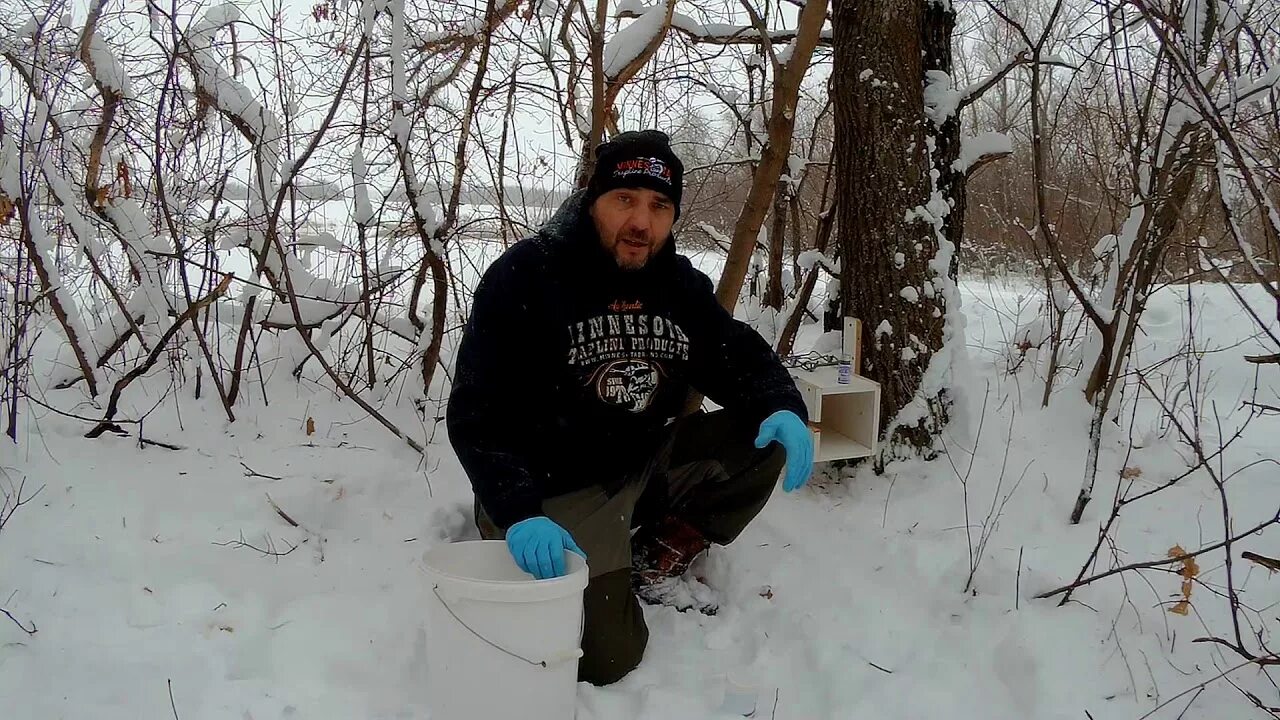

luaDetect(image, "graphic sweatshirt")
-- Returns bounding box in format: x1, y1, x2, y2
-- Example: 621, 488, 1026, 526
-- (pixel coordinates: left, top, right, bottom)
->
446, 191, 808, 529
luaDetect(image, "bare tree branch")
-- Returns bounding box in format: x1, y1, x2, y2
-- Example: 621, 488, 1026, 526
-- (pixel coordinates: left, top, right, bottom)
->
1037, 509, 1280, 600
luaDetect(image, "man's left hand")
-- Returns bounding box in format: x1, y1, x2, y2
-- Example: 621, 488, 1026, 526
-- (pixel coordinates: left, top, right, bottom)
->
753, 410, 814, 492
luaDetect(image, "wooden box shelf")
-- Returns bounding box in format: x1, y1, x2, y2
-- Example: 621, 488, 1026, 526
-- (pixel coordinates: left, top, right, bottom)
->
787, 366, 880, 462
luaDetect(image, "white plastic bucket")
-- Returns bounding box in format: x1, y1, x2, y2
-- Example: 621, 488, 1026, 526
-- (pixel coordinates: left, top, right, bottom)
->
421, 540, 589, 720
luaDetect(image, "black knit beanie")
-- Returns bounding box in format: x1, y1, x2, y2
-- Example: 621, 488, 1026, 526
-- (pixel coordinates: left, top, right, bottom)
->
586, 129, 684, 219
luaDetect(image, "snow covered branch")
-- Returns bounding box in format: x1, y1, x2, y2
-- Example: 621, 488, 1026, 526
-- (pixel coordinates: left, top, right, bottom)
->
80, 0, 129, 206
0, 1, 504, 448
953, 51, 1036, 115
86, 274, 232, 433
617, 3, 833, 48
0, 134, 100, 397
417, 0, 523, 56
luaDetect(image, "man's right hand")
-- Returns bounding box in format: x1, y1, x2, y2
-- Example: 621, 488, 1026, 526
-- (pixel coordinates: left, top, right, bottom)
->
506, 516, 587, 579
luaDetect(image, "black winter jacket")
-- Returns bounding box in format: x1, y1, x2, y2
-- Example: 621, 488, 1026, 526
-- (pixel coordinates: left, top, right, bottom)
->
445, 191, 808, 529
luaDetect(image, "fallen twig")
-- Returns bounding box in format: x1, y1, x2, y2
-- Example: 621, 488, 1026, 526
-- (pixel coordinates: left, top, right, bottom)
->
1, 607, 36, 635
168, 678, 180, 720
263, 495, 325, 562
1017, 546, 1024, 610
139, 436, 185, 451
265, 494, 299, 528
881, 472, 897, 529
213, 532, 298, 561
241, 462, 282, 481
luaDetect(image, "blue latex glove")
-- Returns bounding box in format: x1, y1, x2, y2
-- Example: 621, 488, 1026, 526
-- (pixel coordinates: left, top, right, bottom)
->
754, 410, 814, 492
506, 516, 587, 580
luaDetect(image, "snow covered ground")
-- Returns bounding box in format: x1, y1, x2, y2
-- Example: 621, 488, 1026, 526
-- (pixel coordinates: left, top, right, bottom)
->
2, 276, 1278, 719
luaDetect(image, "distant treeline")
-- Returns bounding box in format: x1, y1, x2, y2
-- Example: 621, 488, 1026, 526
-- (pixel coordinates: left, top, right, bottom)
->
219, 181, 572, 210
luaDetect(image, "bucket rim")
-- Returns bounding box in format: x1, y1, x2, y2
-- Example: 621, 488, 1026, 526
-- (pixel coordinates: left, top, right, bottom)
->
422, 539, 589, 600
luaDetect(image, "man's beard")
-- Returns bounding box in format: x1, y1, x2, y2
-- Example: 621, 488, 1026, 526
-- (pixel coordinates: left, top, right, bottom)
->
613, 234, 652, 270
616, 253, 648, 271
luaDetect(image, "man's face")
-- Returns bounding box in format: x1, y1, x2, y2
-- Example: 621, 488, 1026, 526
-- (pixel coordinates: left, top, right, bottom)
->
589, 187, 676, 271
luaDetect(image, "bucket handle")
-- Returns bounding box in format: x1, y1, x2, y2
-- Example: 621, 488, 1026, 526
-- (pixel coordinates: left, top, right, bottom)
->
432, 584, 584, 669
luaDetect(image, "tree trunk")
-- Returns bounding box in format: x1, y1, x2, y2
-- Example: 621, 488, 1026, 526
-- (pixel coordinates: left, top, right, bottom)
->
764, 179, 788, 310
834, 0, 948, 455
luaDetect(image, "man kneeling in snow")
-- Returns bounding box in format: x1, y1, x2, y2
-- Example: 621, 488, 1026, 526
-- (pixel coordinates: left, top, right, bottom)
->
446, 130, 814, 685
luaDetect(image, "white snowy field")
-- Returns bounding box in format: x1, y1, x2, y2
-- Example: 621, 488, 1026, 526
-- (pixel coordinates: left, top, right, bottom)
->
1, 275, 1278, 720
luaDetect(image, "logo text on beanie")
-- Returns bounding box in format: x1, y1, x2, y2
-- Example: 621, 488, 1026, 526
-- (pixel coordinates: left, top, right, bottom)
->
611, 157, 672, 185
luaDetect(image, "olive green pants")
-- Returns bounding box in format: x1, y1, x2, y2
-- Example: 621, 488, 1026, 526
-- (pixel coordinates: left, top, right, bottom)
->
475, 408, 786, 685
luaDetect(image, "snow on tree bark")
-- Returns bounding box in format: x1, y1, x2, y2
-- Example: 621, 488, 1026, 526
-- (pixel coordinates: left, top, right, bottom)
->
833, 0, 954, 458
922, 2, 963, 276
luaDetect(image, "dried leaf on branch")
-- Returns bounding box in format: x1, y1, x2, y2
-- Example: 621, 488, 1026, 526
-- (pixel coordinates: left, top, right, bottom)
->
1167, 544, 1200, 616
